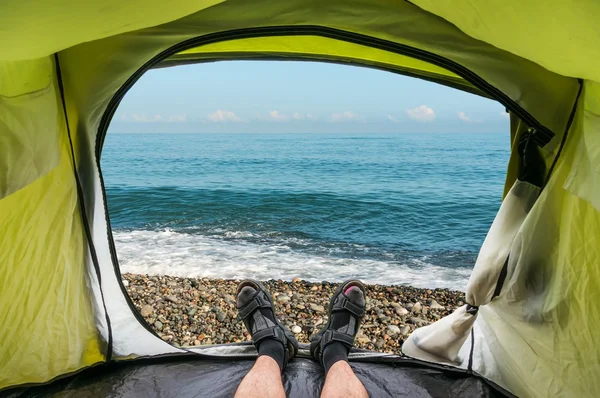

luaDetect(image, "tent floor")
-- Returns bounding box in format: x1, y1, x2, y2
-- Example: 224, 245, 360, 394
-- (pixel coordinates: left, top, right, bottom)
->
3, 356, 506, 397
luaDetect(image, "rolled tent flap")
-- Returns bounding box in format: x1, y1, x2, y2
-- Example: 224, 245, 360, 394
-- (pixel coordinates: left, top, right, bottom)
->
402, 180, 541, 364
466, 181, 541, 305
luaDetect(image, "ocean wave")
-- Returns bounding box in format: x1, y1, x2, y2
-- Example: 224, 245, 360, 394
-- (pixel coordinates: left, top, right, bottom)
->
113, 229, 471, 290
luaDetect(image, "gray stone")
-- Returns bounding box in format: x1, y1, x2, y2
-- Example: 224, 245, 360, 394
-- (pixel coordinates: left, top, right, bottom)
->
165, 295, 178, 303
187, 307, 197, 316
411, 302, 422, 313
154, 321, 163, 330
310, 304, 325, 312
216, 311, 226, 322
378, 314, 390, 322
400, 325, 411, 335
386, 325, 401, 336
430, 300, 444, 310
395, 307, 409, 316
292, 293, 300, 300
140, 304, 153, 317
409, 317, 427, 325
375, 338, 385, 349
277, 294, 290, 303
291, 325, 302, 334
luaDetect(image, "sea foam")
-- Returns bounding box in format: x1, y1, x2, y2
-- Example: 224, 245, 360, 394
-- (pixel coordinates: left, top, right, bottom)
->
113, 229, 471, 290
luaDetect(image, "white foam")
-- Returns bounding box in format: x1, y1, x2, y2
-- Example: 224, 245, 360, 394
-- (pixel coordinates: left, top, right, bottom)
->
113, 229, 470, 290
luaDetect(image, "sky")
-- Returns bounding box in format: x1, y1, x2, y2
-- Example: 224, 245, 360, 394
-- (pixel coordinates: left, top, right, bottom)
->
110, 61, 510, 134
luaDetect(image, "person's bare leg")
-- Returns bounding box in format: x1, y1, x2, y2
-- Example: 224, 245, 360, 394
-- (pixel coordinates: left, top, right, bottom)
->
320, 361, 368, 398
234, 356, 285, 398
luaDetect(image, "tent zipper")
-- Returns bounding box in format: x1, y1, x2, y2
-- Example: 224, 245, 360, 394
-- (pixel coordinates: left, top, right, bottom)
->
97, 26, 554, 154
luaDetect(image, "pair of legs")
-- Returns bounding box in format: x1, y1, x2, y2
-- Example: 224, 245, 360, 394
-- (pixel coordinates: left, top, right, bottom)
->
234, 280, 369, 398
235, 356, 366, 398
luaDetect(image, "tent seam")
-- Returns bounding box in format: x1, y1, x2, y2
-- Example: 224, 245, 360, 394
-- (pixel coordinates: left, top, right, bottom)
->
543, 78, 584, 187
53, 53, 113, 362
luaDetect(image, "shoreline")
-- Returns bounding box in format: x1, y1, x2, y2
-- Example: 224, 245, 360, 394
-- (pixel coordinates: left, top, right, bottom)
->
123, 274, 465, 354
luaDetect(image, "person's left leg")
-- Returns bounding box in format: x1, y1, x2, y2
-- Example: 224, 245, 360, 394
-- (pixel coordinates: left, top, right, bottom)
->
233, 280, 298, 398
234, 355, 285, 398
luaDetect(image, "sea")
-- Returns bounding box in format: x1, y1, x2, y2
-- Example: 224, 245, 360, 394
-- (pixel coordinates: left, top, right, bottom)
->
102, 132, 509, 291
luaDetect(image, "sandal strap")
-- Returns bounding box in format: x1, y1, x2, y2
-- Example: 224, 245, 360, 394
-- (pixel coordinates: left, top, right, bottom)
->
252, 325, 287, 345
237, 293, 271, 320
333, 296, 365, 318
321, 329, 355, 350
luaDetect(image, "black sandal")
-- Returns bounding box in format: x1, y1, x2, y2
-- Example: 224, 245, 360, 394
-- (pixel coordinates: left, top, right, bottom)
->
310, 280, 367, 367
236, 280, 299, 369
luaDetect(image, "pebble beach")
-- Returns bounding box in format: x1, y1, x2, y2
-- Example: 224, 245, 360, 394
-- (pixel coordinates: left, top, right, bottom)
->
123, 274, 465, 354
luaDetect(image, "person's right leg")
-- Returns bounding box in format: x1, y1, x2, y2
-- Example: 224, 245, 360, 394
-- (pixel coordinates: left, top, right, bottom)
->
321, 360, 368, 398
234, 355, 286, 398
233, 280, 298, 398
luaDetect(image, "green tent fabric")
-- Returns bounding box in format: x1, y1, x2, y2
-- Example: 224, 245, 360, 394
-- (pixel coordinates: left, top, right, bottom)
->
0, 1, 599, 396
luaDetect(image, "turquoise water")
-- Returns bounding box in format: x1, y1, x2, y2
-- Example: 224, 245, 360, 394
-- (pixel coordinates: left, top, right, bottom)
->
102, 132, 509, 290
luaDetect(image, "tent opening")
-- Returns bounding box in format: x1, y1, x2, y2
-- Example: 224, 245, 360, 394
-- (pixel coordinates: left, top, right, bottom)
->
103, 59, 510, 352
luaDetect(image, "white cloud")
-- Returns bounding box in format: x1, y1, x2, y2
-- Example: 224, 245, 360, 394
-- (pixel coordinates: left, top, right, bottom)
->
330, 111, 361, 122
457, 111, 472, 122
208, 109, 242, 122
168, 114, 187, 122
124, 113, 187, 123
500, 111, 510, 119
405, 105, 435, 122
458, 111, 484, 123
290, 112, 319, 121
268, 110, 289, 121
387, 114, 399, 123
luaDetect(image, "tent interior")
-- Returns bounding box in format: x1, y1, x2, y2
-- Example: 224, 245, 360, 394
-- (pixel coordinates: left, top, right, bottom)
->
1, 0, 599, 397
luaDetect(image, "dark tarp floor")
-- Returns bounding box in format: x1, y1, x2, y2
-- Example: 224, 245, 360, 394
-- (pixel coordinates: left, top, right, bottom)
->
2, 357, 506, 397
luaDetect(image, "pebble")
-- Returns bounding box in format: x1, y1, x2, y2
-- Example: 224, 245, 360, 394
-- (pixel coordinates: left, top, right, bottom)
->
387, 325, 401, 336
409, 317, 428, 325
123, 274, 465, 355
122, 280, 129, 287
310, 304, 325, 312
141, 304, 153, 317
356, 334, 371, 344
395, 307, 409, 316
277, 295, 290, 303
430, 299, 444, 310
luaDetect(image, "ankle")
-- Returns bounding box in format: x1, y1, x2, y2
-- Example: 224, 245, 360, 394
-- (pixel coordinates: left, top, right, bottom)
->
257, 335, 286, 371
322, 342, 350, 374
